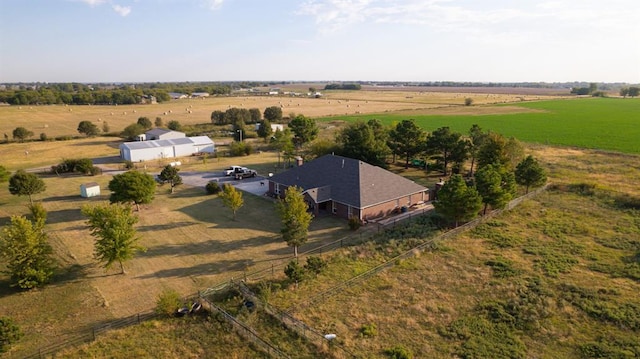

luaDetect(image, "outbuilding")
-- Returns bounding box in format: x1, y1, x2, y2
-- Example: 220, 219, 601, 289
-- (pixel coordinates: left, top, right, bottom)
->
80, 182, 100, 198
145, 128, 186, 141
119, 136, 215, 162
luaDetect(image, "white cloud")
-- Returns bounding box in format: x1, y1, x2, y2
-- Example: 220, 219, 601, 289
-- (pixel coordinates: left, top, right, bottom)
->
203, 0, 224, 11
75, 0, 108, 6
296, 0, 637, 37
112, 4, 132, 16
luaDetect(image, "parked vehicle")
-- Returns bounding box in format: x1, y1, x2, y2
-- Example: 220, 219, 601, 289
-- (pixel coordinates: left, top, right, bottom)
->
223, 166, 243, 176
234, 168, 258, 179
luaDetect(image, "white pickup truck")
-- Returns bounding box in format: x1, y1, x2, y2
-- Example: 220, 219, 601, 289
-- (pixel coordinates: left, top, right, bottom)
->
223, 166, 243, 176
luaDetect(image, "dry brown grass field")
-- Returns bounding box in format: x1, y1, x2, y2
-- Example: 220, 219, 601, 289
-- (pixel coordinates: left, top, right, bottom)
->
2, 88, 632, 358
0, 89, 563, 141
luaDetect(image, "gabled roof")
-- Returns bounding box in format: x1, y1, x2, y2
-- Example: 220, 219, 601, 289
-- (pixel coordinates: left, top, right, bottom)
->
120, 137, 194, 150
189, 136, 214, 146
145, 128, 184, 137
269, 154, 427, 209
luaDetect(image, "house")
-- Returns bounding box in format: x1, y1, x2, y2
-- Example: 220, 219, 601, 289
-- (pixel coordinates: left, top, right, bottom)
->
191, 92, 210, 98
268, 88, 280, 95
268, 154, 429, 222
168, 92, 188, 100
119, 136, 215, 162
254, 123, 285, 132
145, 128, 186, 141
80, 182, 100, 198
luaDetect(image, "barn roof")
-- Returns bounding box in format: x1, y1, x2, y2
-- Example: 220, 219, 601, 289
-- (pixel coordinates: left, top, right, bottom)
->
189, 136, 214, 146
120, 137, 194, 150
145, 128, 184, 137
269, 154, 427, 209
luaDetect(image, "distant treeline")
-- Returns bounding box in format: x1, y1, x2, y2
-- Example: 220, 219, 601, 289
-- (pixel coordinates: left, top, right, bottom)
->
324, 83, 362, 90
0, 82, 285, 106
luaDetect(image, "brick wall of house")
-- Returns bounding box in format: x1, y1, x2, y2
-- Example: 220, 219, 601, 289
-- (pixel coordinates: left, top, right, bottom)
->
361, 191, 428, 221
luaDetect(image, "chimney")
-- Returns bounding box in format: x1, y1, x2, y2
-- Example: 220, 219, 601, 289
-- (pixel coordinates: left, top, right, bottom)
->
295, 156, 303, 167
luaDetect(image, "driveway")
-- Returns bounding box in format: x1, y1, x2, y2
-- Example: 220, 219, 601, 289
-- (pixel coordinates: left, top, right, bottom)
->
180, 171, 269, 197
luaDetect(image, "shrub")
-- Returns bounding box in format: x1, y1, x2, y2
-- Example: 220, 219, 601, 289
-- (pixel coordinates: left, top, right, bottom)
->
39, 132, 47, 141
384, 345, 413, 359
156, 289, 182, 316
304, 256, 327, 275
123, 160, 134, 170
0, 316, 23, 353
229, 142, 254, 156
464, 97, 474, 106
485, 257, 522, 278
52, 158, 96, 175
284, 260, 305, 283
359, 323, 377, 338
205, 181, 221, 195
348, 216, 362, 230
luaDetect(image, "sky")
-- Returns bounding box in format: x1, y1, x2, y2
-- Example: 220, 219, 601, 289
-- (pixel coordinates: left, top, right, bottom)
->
0, 0, 639, 83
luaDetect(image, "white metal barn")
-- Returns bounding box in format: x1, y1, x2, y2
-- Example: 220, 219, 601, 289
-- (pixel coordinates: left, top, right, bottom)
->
119, 137, 215, 162
190, 136, 215, 153
80, 182, 100, 198
145, 128, 186, 141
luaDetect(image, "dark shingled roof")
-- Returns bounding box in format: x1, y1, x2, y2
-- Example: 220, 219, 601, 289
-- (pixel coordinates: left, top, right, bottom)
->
269, 154, 427, 209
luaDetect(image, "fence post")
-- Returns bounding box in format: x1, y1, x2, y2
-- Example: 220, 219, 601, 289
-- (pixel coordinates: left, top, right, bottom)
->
271, 263, 274, 275
92, 328, 96, 341
137, 313, 140, 324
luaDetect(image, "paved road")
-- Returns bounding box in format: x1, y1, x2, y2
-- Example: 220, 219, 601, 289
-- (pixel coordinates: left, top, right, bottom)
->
180, 171, 269, 197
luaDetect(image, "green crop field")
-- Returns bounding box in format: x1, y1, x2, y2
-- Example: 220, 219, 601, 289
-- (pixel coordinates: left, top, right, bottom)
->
325, 98, 640, 154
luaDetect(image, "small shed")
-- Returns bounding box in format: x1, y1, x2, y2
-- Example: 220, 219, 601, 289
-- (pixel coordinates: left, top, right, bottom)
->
80, 182, 100, 198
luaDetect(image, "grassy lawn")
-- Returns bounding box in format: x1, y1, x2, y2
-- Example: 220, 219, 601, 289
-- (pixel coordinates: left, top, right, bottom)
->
0, 149, 350, 357
325, 97, 640, 154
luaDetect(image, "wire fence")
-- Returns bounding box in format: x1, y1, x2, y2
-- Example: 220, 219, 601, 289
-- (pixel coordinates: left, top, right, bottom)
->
199, 295, 290, 359
234, 281, 358, 359
20, 185, 548, 359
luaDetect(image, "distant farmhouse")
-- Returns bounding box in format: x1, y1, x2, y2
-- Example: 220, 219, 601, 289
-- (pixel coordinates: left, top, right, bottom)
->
119, 129, 214, 162
255, 123, 285, 133
168, 92, 188, 100
268, 154, 429, 222
191, 92, 210, 98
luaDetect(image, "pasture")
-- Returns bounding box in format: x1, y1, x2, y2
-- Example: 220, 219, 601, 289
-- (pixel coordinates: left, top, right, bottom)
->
329, 97, 640, 154
0, 89, 557, 140
48, 146, 640, 359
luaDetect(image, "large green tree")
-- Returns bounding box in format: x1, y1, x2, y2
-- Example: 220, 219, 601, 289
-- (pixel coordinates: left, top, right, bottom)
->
468, 124, 488, 176
77, 120, 100, 137
211, 110, 225, 125
477, 132, 512, 169
515, 155, 547, 193
219, 184, 243, 220
82, 203, 142, 274
289, 114, 319, 148
157, 165, 182, 194
263, 106, 283, 122
121, 123, 145, 140
271, 129, 296, 168
8, 170, 46, 205
425, 127, 467, 175
12, 127, 33, 142
475, 164, 516, 215
108, 170, 156, 211
0, 215, 54, 289
337, 121, 390, 168
137, 117, 152, 129
167, 120, 182, 131
249, 108, 262, 123
434, 174, 482, 227
257, 119, 273, 141
389, 119, 427, 168
277, 186, 313, 257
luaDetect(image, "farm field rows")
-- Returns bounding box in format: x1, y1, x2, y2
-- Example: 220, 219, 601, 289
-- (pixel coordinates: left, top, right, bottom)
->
329, 97, 640, 154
